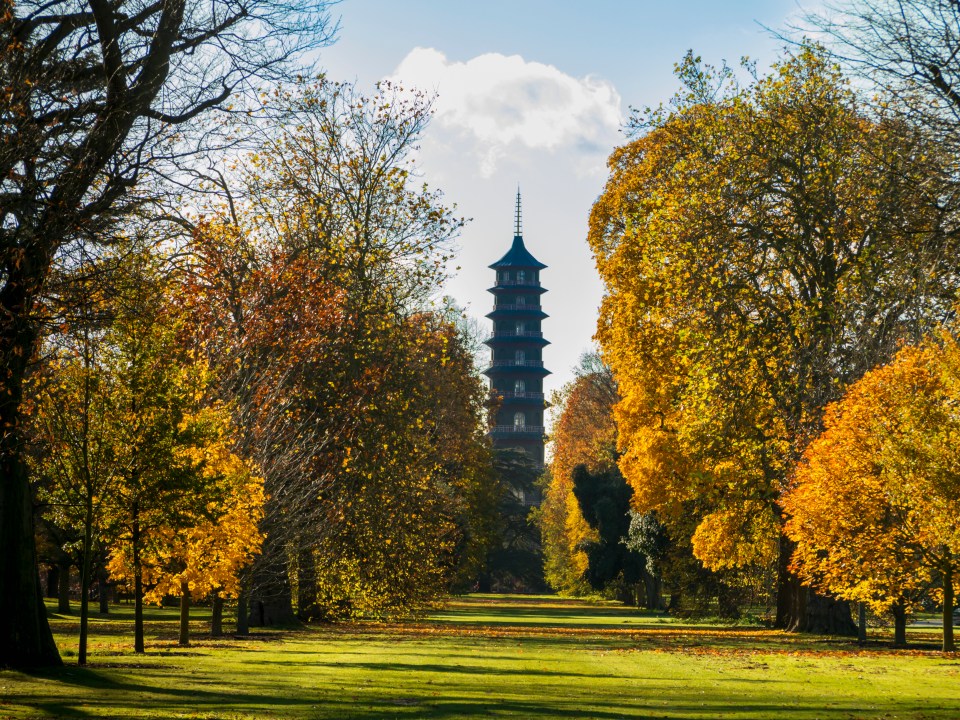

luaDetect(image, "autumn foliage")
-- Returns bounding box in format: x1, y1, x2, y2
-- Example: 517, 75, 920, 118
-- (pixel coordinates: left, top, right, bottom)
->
538, 355, 616, 594
589, 47, 960, 632
785, 330, 960, 651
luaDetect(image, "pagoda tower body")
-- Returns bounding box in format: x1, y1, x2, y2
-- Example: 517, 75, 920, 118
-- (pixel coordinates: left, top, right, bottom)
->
484, 192, 550, 475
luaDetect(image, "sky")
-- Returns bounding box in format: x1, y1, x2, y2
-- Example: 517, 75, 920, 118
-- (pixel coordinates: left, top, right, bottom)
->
314, 0, 813, 419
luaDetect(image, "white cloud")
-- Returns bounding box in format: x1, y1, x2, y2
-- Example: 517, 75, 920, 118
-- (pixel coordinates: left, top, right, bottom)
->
389, 48, 622, 177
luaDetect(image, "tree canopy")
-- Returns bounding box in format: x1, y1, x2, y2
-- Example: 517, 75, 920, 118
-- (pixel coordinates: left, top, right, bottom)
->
589, 46, 960, 632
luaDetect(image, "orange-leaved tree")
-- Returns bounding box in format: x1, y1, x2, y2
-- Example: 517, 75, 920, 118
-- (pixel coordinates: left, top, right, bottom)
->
784, 330, 960, 651
537, 353, 616, 594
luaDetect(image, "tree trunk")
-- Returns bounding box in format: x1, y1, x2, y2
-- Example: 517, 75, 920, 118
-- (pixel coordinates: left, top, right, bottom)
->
0, 273, 61, 667
296, 547, 318, 622
132, 510, 145, 654
98, 567, 110, 615
892, 600, 907, 646
799, 591, 856, 635
78, 492, 94, 665
236, 583, 250, 636
717, 584, 741, 620
668, 588, 682, 612
644, 574, 664, 611
178, 580, 190, 647
857, 602, 867, 645
775, 534, 794, 628
249, 538, 296, 627
211, 592, 223, 638
943, 564, 955, 653
615, 581, 635, 606
57, 560, 71, 614
777, 536, 856, 635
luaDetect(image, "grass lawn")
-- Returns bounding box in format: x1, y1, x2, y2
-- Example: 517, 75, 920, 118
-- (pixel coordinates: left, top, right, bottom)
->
2, 594, 958, 719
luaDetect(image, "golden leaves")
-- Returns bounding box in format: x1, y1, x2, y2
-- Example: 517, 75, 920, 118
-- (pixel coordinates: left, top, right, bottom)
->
784, 329, 960, 614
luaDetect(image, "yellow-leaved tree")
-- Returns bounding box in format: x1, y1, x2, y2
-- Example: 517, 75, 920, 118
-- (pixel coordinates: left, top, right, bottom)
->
100, 249, 265, 652
784, 329, 960, 651
589, 46, 960, 632
107, 404, 264, 646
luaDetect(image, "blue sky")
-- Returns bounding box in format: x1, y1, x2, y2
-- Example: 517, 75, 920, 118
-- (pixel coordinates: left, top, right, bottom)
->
315, 0, 813, 417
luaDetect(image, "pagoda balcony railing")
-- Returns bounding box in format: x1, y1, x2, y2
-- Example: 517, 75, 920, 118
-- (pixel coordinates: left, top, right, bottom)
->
493, 391, 545, 400
493, 303, 542, 312
491, 424, 546, 434
489, 331, 543, 339
495, 279, 541, 287
490, 360, 544, 368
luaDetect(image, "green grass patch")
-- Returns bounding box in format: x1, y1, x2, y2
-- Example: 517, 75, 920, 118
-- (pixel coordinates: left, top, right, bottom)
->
1, 595, 958, 719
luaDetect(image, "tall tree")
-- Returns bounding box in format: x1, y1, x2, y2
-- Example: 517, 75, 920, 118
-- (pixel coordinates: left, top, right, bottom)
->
30, 318, 121, 664
0, 0, 335, 667
589, 47, 960, 632
185, 79, 469, 624
480, 448, 544, 593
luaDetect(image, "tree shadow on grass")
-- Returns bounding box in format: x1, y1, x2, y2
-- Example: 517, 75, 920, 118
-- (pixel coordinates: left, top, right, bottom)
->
253, 658, 612, 680
17, 665, 321, 719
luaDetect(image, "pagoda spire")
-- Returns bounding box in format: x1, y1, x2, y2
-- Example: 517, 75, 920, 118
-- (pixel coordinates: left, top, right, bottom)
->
514, 186, 522, 237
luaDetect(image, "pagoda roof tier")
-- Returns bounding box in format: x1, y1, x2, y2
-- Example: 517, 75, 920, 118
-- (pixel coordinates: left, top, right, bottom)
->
488, 283, 547, 295
489, 235, 547, 270
484, 333, 550, 348
485, 307, 548, 321
483, 364, 551, 378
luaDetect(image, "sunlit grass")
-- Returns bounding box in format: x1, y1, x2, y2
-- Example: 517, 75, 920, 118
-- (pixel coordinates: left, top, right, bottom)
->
2, 595, 958, 719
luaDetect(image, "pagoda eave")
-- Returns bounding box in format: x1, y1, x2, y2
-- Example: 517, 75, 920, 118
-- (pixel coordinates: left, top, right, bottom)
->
483, 337, 550, 348
483, 366, 552, 378
488, 285, 548, 295
485, 309, 548, 321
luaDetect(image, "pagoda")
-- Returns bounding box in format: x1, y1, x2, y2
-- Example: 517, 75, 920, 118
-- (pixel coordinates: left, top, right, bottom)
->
484, 191, 550, 483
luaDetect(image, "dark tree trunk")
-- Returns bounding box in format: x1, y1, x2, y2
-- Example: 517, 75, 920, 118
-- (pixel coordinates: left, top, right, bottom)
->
777, 536, 856, 635
943, 564, 955, 653
132, 509, 145, 654
178, 580, 190, 647
858, 602, 867, 645
249, 538, 296, 627
0, 452, 60, 660
798, 591, 856, 635
97, 567, 110, 615
211, 592, 223, 638
717, 584, 741, 620
892, 600, 907, 646
615, 581, 636, 606
236, 583, 250, 636
668, 588, 682, 612
57, 560, 71, 614
77, 496, 93, 665
0, 285, 62, 667
296, 547, 319, 622
643, 574, 664, 611
775, 534, 795, 628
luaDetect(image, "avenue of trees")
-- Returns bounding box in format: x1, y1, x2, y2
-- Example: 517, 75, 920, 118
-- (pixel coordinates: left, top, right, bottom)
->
0, 0, 519, 670
6, 0, 960, 672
